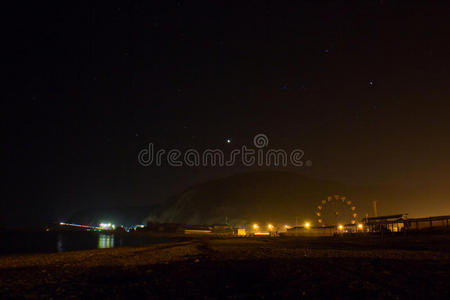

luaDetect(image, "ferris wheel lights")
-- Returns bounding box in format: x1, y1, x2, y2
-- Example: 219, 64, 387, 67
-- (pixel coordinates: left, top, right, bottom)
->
317, 195, 358, 227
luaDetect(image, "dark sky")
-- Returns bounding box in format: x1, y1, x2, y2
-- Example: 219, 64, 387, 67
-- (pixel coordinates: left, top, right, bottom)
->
3, 1, 450, 226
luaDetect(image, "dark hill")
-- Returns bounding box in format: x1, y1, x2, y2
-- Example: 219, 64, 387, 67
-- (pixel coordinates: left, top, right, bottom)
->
69, 172, 388, 227
145, 171, 356, 226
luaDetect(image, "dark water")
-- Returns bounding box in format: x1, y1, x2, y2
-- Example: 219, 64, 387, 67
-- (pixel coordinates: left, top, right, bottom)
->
0, 231, 187, 255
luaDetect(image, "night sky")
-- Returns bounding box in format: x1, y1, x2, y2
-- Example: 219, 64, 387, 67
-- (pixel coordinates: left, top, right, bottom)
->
3, 1, 450, 226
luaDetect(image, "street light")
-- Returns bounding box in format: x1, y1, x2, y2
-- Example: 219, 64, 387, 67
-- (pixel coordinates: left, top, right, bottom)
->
304, 222, 311, 229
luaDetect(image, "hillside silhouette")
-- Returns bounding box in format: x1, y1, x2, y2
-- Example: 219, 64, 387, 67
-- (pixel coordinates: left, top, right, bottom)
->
145, 171, 355, 226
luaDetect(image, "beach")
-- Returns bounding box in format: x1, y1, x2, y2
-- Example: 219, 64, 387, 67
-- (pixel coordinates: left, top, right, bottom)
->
1, 235, 449, 299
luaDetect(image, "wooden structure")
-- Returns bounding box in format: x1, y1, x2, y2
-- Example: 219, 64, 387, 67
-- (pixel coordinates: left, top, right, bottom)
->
363, 214, 406, 233
363, 214, 450, 233
283, 225, 335, 237
404, 215, 450, 232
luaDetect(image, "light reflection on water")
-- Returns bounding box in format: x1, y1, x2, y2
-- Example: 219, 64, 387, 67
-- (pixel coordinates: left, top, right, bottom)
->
98, 234, 114, 249
55, 233, 116, 252
0, 231, 186, 254
57, 234, 63, 252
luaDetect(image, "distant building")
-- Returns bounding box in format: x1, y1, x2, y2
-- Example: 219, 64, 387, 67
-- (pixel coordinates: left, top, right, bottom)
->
236, 228, 246, 236
363, 214, 407, 233
184, 225, 212, 235
404, 215, 450, 232
211, 224, 233, 232
283, 226, 335, 237
363, 214, 450, 233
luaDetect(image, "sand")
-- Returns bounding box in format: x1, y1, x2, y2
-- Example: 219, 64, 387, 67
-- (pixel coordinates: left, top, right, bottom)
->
0, 235, 449, 299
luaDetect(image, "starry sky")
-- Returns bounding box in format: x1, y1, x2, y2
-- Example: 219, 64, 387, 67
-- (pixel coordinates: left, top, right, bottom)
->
3, 1, 450, 225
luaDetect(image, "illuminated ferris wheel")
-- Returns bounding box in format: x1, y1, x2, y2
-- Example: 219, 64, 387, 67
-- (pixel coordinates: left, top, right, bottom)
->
315, 195, 358, 226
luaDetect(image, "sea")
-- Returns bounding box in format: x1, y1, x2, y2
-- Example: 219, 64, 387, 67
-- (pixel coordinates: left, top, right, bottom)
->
0, 231, 188, 255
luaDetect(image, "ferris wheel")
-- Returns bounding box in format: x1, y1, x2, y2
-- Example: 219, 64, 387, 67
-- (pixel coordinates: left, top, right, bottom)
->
315, 195, 358, 226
